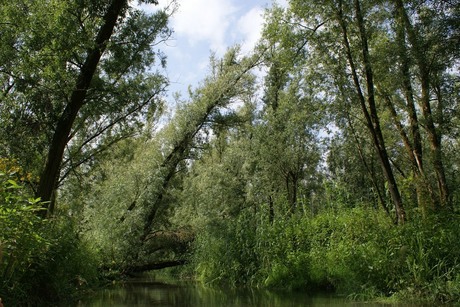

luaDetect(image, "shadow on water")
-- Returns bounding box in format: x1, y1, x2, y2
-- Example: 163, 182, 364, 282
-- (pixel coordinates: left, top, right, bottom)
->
76, 277, 431, 307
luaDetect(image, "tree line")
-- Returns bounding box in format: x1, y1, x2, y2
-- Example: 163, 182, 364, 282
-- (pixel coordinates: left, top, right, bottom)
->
1, 0, 459, 304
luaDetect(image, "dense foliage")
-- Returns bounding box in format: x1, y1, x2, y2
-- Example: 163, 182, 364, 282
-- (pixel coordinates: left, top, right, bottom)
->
170, 0, 460, 302
188, 207, 460, 302
0, 0, 459, 305
0, 161, 99, 305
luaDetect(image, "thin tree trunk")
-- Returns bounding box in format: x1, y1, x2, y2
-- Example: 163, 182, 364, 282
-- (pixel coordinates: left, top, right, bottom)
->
138, 54, 262, 243
337, 0, 405, 223
394, 0, 449, 208
381, 93, 435, 213
394, 16, 424, 174
290, 171, 298, 213
392, 12, 435, 212
268, 195, 274, 224
125, 260, 188, 274
36, 0, 128, 216
344, 106, 390, 217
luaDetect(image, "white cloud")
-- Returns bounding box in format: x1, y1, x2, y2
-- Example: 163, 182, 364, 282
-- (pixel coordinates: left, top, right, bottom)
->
171, 0, 238, 55
141, 0, 280, 101
277, 0, 289, 8
237, 7, 264, 54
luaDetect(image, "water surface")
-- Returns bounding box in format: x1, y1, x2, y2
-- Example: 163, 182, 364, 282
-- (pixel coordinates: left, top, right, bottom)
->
77, 277, 429, 307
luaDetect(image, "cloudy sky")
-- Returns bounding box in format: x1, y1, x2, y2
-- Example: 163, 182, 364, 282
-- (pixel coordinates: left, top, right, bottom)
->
141, 0, 286, 100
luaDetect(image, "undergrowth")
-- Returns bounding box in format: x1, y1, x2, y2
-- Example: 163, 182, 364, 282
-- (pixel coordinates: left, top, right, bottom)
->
188, 205, 460, 304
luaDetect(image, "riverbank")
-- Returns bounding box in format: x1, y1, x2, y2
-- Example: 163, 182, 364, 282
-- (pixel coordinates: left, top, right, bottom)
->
180, 208, 460, 305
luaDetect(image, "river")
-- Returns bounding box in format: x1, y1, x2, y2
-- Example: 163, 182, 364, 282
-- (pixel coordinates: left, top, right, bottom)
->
76, 277, 429, 307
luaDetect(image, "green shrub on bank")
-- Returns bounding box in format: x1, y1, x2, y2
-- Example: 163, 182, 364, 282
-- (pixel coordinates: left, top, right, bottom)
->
0, 172, 49, 304
390, 212, 460, 303
0, 172, 100, 305
21, 219, 101, 305
189, 204, 460, 303
192, 213, 259, 286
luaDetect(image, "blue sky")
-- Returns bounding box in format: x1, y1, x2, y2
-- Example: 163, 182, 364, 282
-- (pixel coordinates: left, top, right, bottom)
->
141, 0, 287, 101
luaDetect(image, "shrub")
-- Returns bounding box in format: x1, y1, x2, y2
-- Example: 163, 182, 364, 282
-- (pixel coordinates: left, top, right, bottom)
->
0, 172, 49, 304
0, 172, 100, 305
188, 202, 460, 304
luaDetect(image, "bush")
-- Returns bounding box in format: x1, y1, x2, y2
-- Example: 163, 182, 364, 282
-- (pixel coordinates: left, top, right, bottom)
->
188, 203, 460, 304
0, 172, 49, 304
192, 212, 260, 287
389, 212, 460, 303
0, 172, 100, 305
22, 219, 101, 305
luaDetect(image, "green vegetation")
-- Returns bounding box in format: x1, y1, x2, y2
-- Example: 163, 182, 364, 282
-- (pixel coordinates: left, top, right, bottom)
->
1, 0, 459, 305
0, 166, 100, 305
188, 208, 460, 303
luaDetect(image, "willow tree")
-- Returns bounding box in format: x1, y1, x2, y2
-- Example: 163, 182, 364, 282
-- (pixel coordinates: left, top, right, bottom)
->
336, 0, 405, 223
132, 47, 259, 240
392, 0, 456, 208
0, 0, 172, 215
285, 0, 458, 221
78, 47, 262, 271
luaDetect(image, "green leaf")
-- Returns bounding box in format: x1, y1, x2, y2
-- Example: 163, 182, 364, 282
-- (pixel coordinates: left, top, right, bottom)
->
7, 179, 21, 189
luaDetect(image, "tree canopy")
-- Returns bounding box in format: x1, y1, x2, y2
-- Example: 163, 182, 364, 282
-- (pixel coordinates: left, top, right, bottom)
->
1, 0, 459, 304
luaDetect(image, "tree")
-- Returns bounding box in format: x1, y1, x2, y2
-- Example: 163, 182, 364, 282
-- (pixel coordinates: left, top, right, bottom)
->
331, 0, 405, 223
75, 47, 261, 271
285, 0, 458, 220
0, 0, 172, 215
392, 0, 453, 208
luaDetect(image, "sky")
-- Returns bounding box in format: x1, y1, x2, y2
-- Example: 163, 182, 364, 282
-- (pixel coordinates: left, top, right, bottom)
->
141, 0, 287, 102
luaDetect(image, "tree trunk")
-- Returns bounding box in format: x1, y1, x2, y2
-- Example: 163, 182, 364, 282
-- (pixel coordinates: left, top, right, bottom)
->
381, 93, 434, 214
344, 105, 390, 217
394, 0, 449, 208
36, 0, 128, 216
289, 171, 298, 213
336, 0, 405, 223
137, 53, 261, 243
268, 195, 274, 224
353, 0, 405, 223
392, 12, 435, 212
395, 17, 424, 175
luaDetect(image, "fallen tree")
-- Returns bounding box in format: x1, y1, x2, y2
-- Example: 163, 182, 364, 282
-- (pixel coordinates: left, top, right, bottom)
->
126, 259, 188, 274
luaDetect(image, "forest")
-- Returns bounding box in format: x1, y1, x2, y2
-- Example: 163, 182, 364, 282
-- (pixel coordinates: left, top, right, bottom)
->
0, 0, 459, 305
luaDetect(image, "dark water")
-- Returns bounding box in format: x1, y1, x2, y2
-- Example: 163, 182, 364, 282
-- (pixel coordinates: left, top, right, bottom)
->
76, 278, 427, 307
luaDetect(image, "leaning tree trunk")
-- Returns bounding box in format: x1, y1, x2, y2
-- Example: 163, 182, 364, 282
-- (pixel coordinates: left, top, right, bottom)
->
336, 0, 405, 223
344, 106, 390, 216
135, 51, 263, 245
37, 0, 128, 216
353, 0, 405, 223
381, 93, 434, 215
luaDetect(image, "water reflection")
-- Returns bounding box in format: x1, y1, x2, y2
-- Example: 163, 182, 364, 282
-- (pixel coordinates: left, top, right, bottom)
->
77, 278, 427, 307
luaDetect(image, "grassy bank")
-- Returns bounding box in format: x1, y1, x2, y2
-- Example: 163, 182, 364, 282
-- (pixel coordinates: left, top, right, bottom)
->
186, 206, 460, 304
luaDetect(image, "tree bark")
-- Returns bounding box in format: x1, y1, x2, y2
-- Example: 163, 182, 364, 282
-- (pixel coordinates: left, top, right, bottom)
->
36, 0, 128, 216
336, 0, 405, 223
381, 92, 435, 211
353, 0, 405, 223
394, 0, 449, 208
268, 195, 274, 224
344, 105, 390, 216
392, 11, 435, 212
394, 15, 424, 174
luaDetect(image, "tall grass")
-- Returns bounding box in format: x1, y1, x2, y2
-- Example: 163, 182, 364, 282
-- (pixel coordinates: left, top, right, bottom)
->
189, 205, 460, 303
